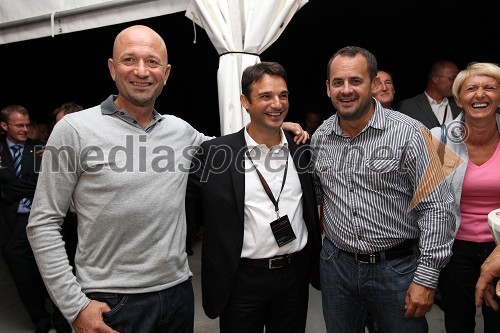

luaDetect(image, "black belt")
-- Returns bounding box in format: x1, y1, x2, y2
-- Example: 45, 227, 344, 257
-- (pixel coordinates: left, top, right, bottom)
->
241, 251, 301, 269
339, 239, 416, 264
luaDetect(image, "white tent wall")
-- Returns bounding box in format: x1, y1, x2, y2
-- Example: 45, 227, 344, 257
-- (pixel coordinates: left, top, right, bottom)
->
0, 0, 190, 44
185, 0, 308, 135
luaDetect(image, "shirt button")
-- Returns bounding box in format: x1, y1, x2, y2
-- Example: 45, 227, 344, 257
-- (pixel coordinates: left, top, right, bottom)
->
353, 211, 358, 216
120, 112, 125, 115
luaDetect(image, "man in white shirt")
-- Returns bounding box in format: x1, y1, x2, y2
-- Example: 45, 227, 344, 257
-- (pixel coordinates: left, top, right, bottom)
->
188, 62, 322, 333
398, 60, 461, 128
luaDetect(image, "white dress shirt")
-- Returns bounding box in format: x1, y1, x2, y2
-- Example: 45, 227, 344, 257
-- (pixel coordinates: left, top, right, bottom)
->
425, 92, 453, 125
241, 128, 308, 258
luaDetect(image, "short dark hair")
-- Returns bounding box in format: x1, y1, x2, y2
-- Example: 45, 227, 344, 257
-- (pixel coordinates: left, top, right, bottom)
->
427, 60, 457, 81
52, 102, 84, 117
241, 62, 288, 102
326, 46, 378, 81
1, 104, 29, 122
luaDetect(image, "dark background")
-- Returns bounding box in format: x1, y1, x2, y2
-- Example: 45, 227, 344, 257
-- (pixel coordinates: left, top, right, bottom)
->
0, 0, 498, 136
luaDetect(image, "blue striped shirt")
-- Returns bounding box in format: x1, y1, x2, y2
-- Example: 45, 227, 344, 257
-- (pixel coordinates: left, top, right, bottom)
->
311, 99, 455, 288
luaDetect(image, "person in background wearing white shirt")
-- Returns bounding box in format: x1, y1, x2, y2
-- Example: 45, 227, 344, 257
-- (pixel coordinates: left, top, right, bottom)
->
398, 60, 461, 128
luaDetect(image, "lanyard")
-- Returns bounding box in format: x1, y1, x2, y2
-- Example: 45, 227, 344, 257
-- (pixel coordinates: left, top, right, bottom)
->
246, 149, 288, 219
442, 104, 449, 125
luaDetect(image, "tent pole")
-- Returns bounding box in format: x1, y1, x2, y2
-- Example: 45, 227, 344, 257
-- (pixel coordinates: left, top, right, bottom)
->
0, 0, 158, 31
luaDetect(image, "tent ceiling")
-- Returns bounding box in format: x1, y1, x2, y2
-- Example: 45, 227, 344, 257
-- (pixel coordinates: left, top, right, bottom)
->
0, 0, 190, 44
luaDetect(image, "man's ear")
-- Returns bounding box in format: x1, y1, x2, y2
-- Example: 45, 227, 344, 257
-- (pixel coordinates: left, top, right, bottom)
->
0, 122, 7, 132
108, 58, 116, 81
240, 94, 250, 111
163, 64, 172, 86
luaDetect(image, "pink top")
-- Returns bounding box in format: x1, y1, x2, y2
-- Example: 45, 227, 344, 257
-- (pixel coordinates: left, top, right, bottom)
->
457, 142, 500, 242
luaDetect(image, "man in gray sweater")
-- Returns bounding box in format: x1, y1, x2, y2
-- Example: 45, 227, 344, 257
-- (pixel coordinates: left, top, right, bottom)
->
27, 25, 307, 333
27, 24, 208, 333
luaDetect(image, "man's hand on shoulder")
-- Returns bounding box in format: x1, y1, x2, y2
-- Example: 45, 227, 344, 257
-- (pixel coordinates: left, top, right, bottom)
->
73, 300, 118, 333
282, 122, 309, 144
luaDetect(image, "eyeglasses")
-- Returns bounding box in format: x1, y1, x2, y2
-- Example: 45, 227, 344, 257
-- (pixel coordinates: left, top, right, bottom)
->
437, 75, 457, 81
7, 123, 31, 129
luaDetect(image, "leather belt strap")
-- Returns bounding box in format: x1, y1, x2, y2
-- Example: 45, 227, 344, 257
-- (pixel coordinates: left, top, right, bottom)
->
241, 250, 302, 269
339, 239, 416, 264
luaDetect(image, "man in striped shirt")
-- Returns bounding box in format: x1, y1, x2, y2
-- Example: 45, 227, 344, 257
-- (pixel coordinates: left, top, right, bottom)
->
311, 46, 455, 333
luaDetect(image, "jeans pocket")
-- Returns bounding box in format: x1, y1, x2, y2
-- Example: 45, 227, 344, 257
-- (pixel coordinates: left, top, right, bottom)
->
86, 292, 128, 319
320, 238, 337, 262
386, 253, 417, 275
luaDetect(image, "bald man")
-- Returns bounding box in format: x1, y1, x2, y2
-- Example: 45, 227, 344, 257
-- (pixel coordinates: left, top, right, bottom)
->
26, 25, 210, 333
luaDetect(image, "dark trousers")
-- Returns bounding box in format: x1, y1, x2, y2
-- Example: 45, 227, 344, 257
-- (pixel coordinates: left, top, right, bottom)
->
439, 239, 500, 333
1, 213, 51, 329
220, 250, 310, 333
87, 279, 194, 333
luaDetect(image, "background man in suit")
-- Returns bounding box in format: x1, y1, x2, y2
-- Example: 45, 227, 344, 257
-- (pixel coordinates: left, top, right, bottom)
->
188, 62, 321, 333
0, 105, 69, 333
398, 60, 461, 128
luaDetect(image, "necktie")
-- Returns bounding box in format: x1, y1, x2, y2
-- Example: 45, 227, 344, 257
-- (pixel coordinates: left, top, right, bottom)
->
11, 144, 23, 178
11, 144, 32, 210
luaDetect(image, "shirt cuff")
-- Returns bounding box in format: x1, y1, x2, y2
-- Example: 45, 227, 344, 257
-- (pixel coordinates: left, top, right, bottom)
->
413, 265, 441, 289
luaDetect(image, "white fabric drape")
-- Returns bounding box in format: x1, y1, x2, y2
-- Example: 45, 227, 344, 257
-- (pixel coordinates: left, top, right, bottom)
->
185, 0, 308, 135
0, 0, 189, 44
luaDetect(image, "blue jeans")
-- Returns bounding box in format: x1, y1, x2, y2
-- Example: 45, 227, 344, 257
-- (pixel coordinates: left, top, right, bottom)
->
86, 278, 194, 333
320, 238, 428, 333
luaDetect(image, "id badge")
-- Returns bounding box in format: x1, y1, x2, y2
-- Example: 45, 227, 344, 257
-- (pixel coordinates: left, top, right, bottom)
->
270, 214, 296, 247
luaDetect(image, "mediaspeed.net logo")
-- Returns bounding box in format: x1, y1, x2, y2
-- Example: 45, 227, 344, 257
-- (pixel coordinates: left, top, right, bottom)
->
410, 121, 467, 209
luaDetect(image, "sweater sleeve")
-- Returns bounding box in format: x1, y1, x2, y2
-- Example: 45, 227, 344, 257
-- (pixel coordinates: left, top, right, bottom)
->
27, 118, 90, 323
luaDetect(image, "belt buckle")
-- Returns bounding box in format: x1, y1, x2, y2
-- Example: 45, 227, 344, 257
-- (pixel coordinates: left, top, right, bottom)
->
355, 253, 376, 264
268, 255, 290, 269
268, 256, 283, 269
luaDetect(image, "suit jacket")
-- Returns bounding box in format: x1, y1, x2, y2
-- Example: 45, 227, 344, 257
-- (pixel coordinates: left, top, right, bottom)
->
188, 129, 322, 319
0, 138, 42, 245
398, 93, 461, 129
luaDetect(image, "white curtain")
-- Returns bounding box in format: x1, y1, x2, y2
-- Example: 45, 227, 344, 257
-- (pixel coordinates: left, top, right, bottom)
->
185, 0, 308, 135
0, 0, 190, 44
